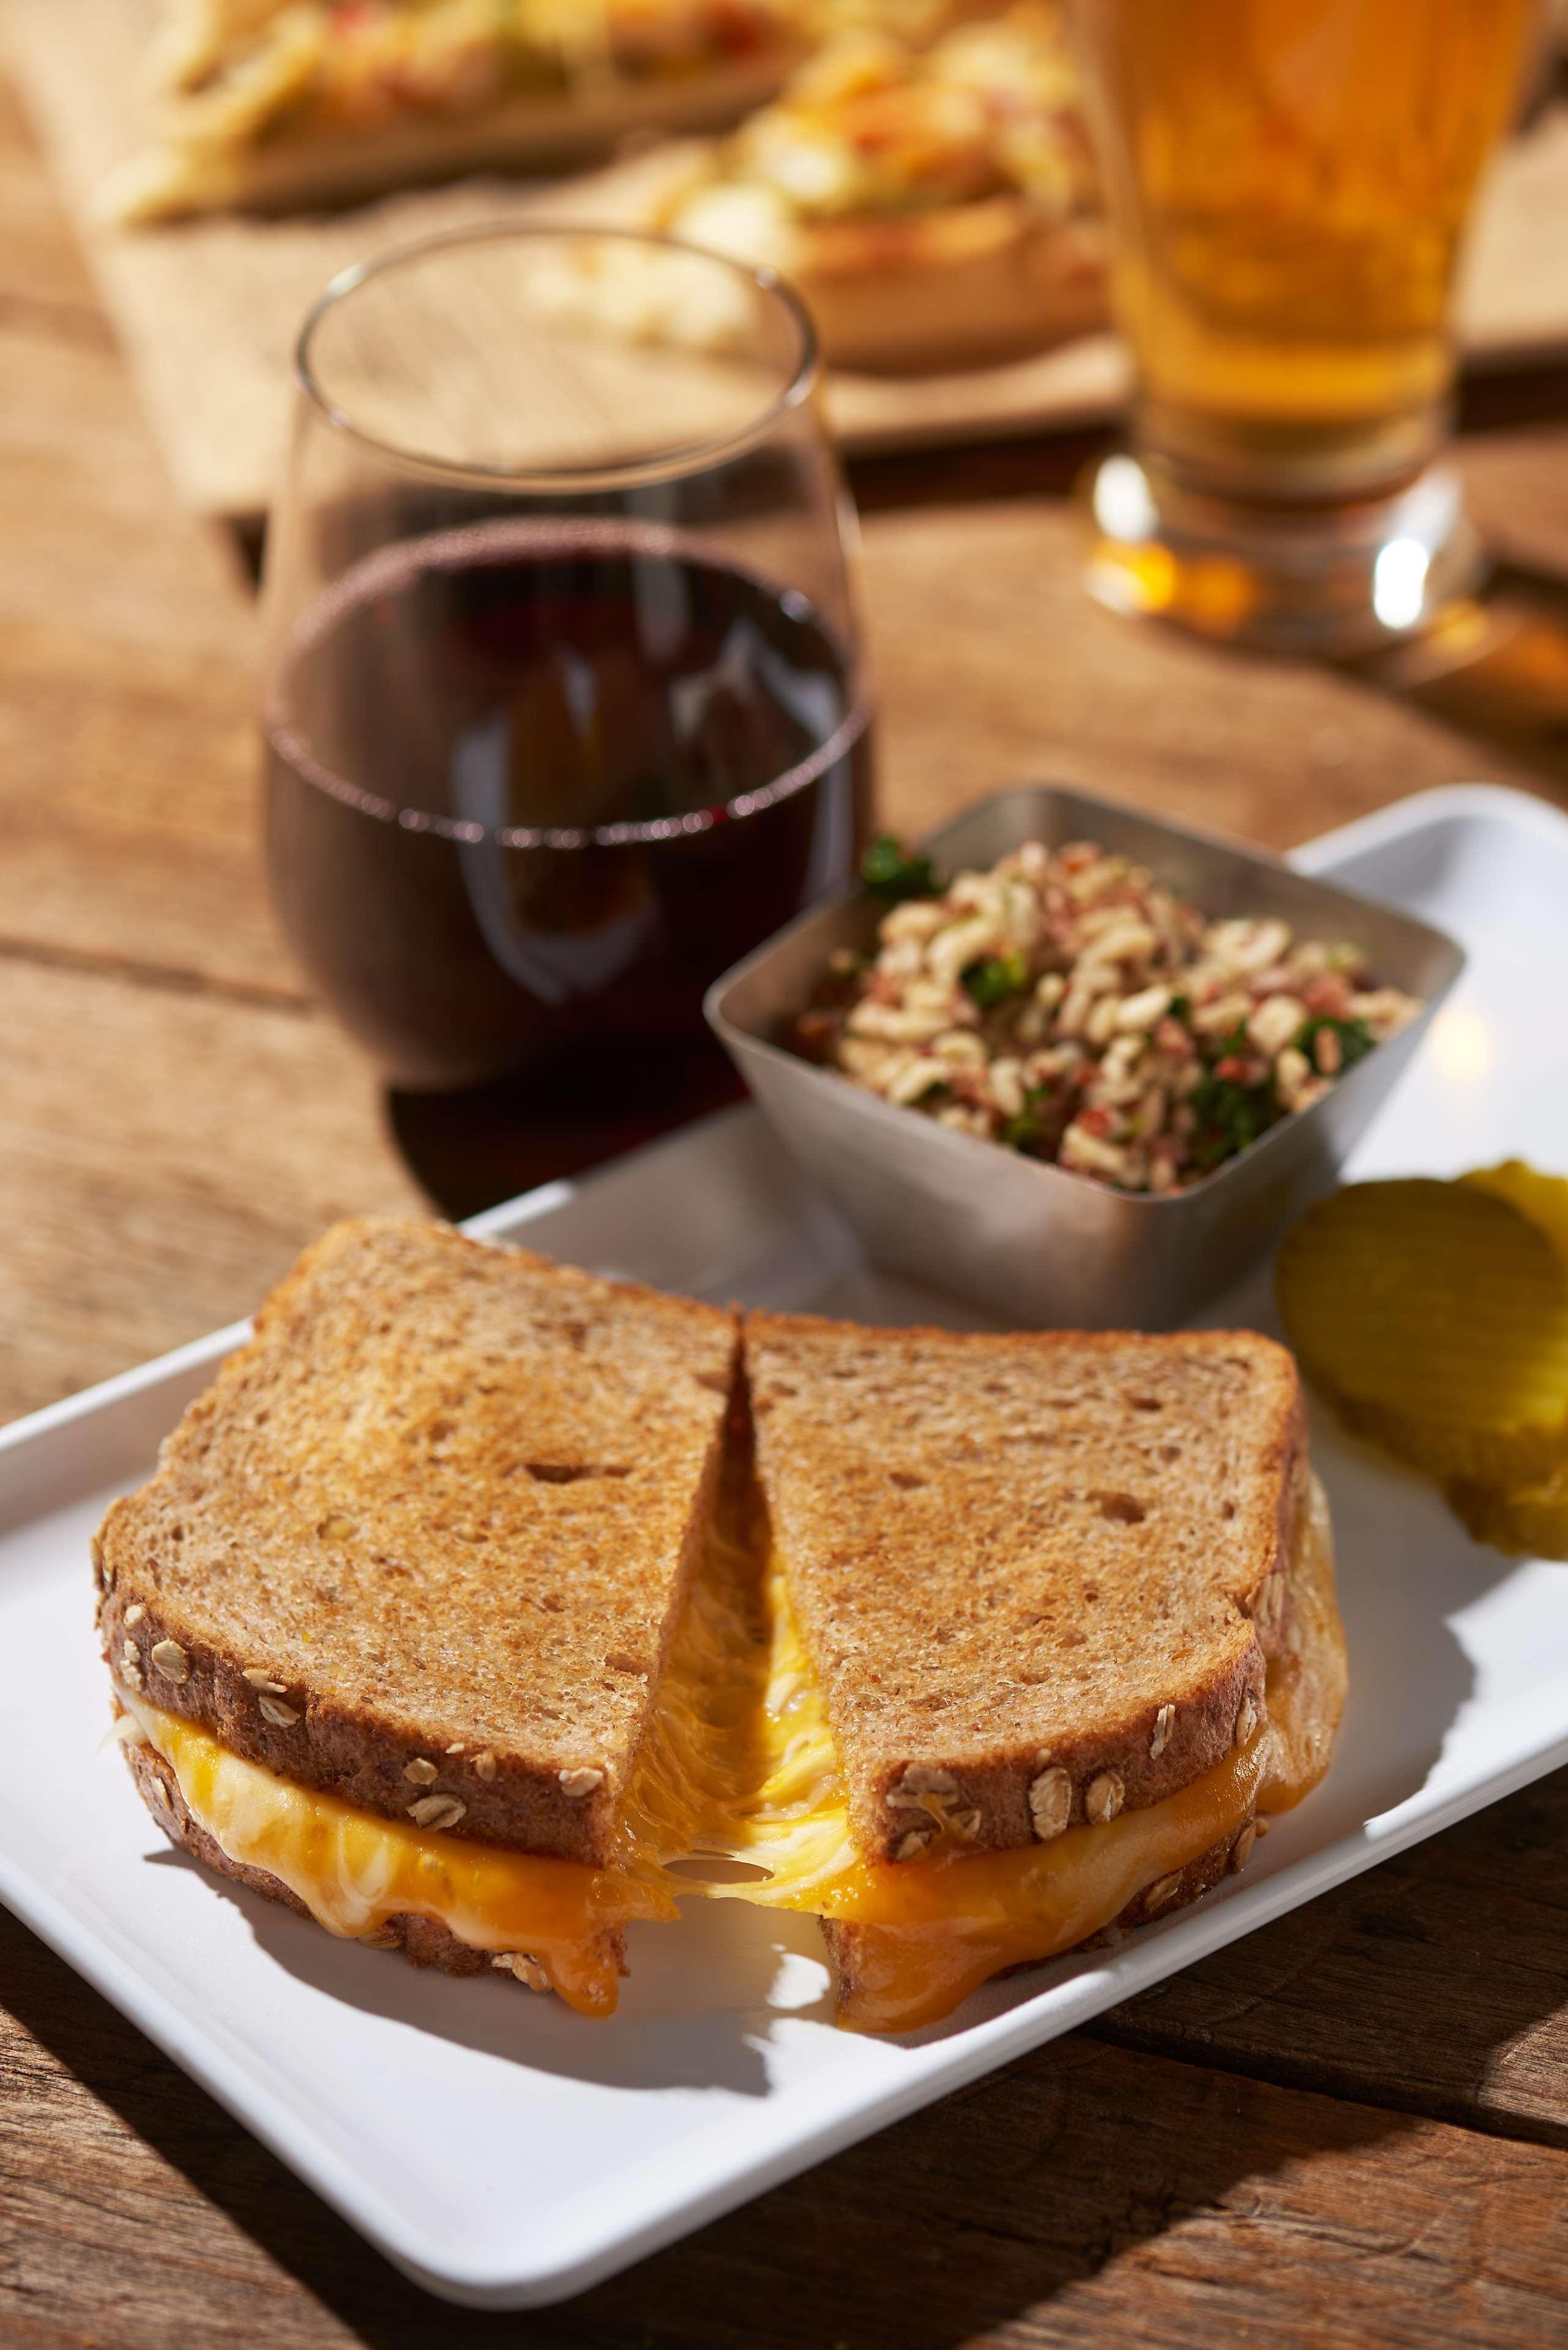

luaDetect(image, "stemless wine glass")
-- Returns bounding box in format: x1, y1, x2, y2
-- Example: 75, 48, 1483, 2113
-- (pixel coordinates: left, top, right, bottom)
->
262, 224, 873, 1095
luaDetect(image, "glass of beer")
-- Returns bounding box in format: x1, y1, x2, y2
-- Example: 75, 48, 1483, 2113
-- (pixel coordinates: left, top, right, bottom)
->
1070, 0, 1538, 654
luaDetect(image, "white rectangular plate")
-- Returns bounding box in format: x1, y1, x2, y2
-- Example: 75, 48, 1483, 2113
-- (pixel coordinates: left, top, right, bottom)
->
5, 783, 1568, 2310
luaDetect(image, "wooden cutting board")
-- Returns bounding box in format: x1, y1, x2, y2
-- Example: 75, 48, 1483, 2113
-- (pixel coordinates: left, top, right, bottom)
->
9, 0, 1568, 522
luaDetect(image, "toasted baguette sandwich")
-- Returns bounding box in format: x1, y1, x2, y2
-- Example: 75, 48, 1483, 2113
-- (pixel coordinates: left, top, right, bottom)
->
672, 1314, 1345, 2033
95, 1216, 738, 2018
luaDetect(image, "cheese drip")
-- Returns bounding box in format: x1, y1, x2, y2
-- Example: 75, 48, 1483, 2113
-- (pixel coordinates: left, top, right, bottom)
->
118, 1688, 675, 2020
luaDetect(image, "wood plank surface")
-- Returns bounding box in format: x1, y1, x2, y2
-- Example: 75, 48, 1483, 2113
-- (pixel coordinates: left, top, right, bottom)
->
860, 479, 1568, 848
1104, 1761, 1568, 2153
9, 0, 1568, 517
0, 75, 97, 316
0, 248, 281, 990
0, 960, 419, 1418
0, 72, 422, 1420
4, 33, 1568, 2349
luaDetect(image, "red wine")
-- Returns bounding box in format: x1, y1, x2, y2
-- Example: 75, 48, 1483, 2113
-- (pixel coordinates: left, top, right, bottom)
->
266, 520, 872, 1088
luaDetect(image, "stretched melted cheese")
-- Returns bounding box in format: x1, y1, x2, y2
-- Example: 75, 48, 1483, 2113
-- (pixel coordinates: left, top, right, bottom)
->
118, 1689, 675, 2019
613, 1503, 856, 1902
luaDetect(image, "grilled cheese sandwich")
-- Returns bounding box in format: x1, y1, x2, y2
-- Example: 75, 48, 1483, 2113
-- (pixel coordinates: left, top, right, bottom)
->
95, 1218, 740, 2019
112, 1461, 1340, 2035
99, 1220, 1347, 2036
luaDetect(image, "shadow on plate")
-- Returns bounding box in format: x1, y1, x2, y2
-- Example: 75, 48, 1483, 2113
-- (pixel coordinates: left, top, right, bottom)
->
141, 1845, 834, 2096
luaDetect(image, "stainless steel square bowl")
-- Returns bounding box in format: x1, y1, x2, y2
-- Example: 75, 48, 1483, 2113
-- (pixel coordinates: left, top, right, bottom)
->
704, 784, 1466, 1329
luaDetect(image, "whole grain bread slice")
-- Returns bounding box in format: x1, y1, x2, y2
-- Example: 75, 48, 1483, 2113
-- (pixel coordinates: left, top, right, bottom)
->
97, 1218, 739, 1865
745, 1315, 1306, 1865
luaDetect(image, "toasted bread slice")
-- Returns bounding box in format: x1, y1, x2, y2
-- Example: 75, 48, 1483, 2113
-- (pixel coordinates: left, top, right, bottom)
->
97, 1218, 739, 1872
742, 1314, 1326, 2026
747, 1316, 1305, 1855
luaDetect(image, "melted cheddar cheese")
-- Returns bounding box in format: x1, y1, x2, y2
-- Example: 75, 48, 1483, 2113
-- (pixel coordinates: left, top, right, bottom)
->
118, 1688, 675, 2019
808, 1736, 1271, 2032
613, 1505, 857, 1903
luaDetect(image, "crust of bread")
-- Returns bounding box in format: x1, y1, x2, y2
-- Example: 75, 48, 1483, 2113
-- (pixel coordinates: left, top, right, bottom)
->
769, 200, 1105, 374
97, 1217, 738, 1866
122, 1735, 616, 1991
747, 1316, 1306, 1864
819, 1811, 1250, 2026
102, 54, 801, 223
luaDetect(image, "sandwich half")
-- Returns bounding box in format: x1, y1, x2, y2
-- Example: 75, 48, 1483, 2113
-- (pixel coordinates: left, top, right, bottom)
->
95, 1216, 738, 2018
667, 1314, 1344, 2032
97, 1229, 1345, 2035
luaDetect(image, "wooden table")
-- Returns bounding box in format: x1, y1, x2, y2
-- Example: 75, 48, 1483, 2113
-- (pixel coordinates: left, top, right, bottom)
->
4, 60, 1568, 2349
